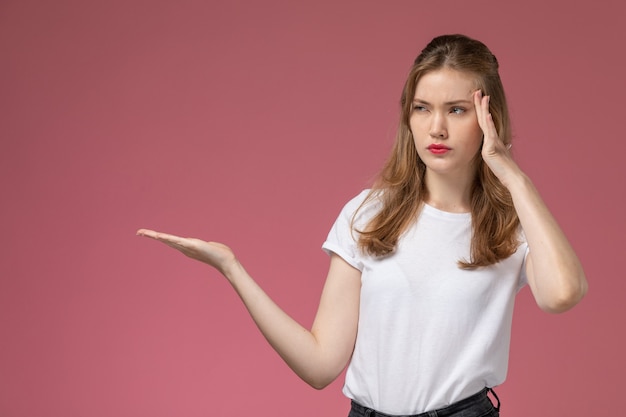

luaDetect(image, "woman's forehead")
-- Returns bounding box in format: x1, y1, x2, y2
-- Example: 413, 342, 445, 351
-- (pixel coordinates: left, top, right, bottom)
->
414, 68, 477, 100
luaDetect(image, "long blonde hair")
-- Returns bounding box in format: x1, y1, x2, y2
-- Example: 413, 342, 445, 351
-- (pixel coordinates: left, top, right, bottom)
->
356, 34, 520, 269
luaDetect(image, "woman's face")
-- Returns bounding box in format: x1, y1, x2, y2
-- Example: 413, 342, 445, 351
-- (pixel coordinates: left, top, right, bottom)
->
409, 68, 484, 180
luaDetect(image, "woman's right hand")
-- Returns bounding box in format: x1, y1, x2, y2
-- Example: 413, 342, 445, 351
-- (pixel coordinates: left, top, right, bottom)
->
136, 229, 238, 276
137, 228, 361, 388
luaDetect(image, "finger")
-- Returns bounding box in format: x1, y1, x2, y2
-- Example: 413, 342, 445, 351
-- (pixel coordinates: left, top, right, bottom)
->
137, 229, 164, 240
473, 90, 490, 132
160, 239, 192, 253
137, 229, 184, 244
140, 230, 198, 256
473, 90, 483, 119
475, 94, 500, 143
484, 112, 498, 141
481, 96, 494, 133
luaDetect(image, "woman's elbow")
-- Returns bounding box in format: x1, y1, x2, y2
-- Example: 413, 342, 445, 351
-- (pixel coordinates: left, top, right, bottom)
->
300, 363, 345, 390
308, 379, 332, 390
305, 374, 337, 390
538, 275, 588, 314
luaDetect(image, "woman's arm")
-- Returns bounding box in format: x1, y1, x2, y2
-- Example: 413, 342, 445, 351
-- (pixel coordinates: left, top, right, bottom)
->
136, 229, 361, 388
474, 92, 588, 313
504, 175, 587, 313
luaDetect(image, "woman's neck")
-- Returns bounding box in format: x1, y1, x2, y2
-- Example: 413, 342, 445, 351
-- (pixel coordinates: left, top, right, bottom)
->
423, 170, 475, 213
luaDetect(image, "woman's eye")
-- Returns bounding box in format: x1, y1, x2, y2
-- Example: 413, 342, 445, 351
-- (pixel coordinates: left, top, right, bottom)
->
451, 107, 465, 114
413, 105, 427, 112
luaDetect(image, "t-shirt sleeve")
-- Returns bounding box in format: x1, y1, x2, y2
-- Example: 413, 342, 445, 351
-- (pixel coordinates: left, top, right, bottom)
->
517, 232, 530, 292
322, 190, 371, 272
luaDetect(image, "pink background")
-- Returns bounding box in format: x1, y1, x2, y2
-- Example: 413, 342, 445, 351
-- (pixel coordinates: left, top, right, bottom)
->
1, 1, 624, 416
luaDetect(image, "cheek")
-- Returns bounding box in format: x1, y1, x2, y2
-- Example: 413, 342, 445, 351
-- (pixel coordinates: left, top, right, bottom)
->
409, 117, 428, 142
466, 121, 484, 149
408, 118, 418, 135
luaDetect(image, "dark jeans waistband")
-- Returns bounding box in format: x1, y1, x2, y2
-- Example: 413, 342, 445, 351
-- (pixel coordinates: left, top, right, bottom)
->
349, 387, 500, 417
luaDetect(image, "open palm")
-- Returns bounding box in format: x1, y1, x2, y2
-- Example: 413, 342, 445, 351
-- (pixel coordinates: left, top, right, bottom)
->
137, 229, 236, 275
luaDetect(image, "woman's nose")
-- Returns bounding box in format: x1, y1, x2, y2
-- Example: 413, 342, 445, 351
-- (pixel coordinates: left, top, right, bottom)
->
429, 114, 448, 139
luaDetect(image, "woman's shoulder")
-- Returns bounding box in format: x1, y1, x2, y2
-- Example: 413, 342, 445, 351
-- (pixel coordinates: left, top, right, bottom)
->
335, 189, 383, 225
341, 189, 381, 211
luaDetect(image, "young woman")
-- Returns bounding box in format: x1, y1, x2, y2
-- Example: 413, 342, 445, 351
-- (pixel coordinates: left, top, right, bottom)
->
137, 34, 587, 416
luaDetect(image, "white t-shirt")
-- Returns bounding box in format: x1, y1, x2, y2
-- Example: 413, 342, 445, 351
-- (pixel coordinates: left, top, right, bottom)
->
322, 190, 528, 415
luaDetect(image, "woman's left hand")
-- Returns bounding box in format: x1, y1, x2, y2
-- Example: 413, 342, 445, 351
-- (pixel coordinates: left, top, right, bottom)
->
474, 90, 521, 187
473, 91, 587, 313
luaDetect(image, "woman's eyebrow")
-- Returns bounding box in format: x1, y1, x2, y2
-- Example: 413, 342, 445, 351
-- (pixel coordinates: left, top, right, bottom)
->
412, 98, 473, 105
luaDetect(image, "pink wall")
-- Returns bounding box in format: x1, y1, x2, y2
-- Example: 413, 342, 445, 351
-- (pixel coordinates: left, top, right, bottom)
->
1, 1, 623, 415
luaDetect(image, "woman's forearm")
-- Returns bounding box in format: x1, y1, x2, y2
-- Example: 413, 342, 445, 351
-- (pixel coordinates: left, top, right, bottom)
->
222, 256, 359, 388
507, 172, 588, 313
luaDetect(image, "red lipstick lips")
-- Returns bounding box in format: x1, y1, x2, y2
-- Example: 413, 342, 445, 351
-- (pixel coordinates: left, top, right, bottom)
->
427, 144, 451, 154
